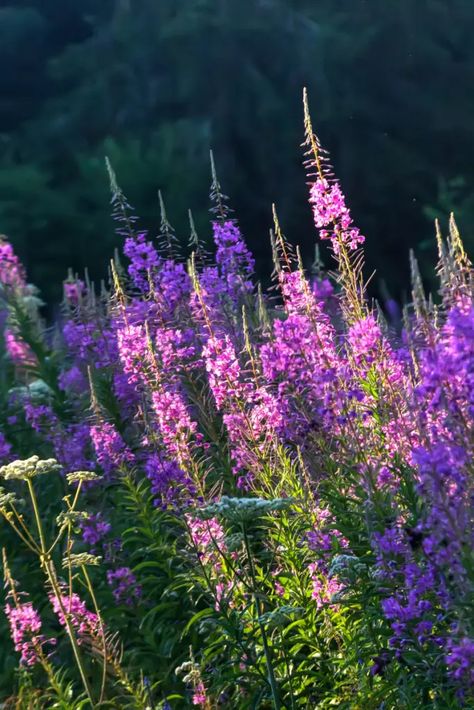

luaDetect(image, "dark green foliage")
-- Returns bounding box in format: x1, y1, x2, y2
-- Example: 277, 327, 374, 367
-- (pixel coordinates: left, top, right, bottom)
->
2, 0, 474, 304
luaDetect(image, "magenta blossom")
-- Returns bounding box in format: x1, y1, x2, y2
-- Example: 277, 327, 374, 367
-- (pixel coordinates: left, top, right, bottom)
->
5, 601, 54, 666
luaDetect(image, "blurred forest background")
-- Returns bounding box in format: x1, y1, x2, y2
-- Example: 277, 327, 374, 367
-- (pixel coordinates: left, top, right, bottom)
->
1, 0, 474, 304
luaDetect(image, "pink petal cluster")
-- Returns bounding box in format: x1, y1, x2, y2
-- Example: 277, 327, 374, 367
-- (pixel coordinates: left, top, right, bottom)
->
50, 592, 99, 639
309, 177, 364, 253
5, 602, 53, 666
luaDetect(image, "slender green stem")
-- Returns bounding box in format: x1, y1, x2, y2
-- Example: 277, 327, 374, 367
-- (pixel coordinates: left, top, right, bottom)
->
242, 526, 281, 710
82, 565, 107, 704
26, 479, 47, 553
44, 559, 96, 707
0, 509, 40, 554
26, 478, 95, 707
10, 502, 41, 550
47, 481, 84, 555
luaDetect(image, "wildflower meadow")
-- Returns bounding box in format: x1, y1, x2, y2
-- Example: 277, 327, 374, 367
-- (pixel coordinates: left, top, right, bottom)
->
0, 93, 472, 708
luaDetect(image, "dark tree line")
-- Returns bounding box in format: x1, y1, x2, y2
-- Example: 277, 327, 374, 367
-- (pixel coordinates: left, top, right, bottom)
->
1, 0, 474, 303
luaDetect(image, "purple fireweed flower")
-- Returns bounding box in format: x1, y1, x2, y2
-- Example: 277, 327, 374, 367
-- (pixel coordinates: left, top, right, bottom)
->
50, 592, 99, 640
56, 423, 94, 473
221, 386, 282, 485
192, 680, 207, 707
189, 265, 230, 334
260, 311, 340, 442
5, 601, 53, 666
312, 277, 335, 302
63, 279, 85, 304
116, 323, 151, 385
416, 304, 474, 426
112, 370, 141, 413
155, 260, 191, 317
213, 220, 254, 300
24, 403, 57, 434
80, 513, 112, 549
347, 315, 384, 365
309, 177, 365, 254
154, 327, 198, 372
62, 319, 116, 370
347, 315, 407, 394
308, 563, 344, 609
145, 453, 194, 507
186, 515, 227, 566
373, 522, 442, 651
372, 527, 407, 558
4, 329, 36, 367
202, 334, 282, 484
150, 387, 197, 465
279, 270, 316, 315
58, 365, 88, 393
385, 298, 401, 323
307, 528, 349, 555
411, 442, 469, 579
90, 421, 135, 476
123, 231, 161, 292
107, 567, 142, 606
0, 432, 12, 463
202, 334, 249, 410
446, 636, 474, 685
0, 238, 26, 291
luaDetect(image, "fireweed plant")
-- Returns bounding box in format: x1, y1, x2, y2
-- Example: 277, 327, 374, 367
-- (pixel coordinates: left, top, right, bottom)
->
0, 91, 472, 708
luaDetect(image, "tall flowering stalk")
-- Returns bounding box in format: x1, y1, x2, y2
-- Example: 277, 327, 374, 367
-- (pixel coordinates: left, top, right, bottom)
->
303, 88, 366, 323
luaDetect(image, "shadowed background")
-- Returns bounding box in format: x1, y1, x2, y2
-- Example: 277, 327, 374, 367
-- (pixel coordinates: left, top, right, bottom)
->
1, 0, 474, 304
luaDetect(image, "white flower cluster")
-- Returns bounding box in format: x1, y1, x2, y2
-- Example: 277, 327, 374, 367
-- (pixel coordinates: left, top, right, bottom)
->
66, 471, 101, 484
328, 554, 366, 581
56, 510, 89, 528
0, 455, 61, 481
8, 378, 53, 403
0, 487, 18, 508
196, 495, 294, 524
63, 553, 102, 569
175, 660, 200, 684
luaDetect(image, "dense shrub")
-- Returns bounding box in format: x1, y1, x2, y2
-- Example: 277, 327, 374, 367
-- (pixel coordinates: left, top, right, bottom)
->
0, 95, 472, 708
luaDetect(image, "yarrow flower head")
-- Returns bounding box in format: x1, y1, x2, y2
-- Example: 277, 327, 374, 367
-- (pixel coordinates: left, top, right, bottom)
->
66, 471, 103, 485
195, 496, 294, 524
0, 487, 18, 508
63, 553, 102, 569
0, 456, 61, 481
